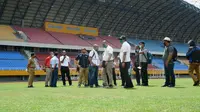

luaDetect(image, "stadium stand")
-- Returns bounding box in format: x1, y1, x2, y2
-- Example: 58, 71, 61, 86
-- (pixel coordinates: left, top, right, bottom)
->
127, 38, 164, 52
152, 57, 188, 70
0, 51, 27, 70
172, 43, 188, 53
13, 26, 61, 44
79, 35, 105, 46
48, 32, 90, 46
100, 36, 121, 48
0, 25, 23, 42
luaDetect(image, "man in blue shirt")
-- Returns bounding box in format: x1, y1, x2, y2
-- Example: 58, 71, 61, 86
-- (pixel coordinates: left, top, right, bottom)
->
76, 48, 89, 87
186, 40, 200, 86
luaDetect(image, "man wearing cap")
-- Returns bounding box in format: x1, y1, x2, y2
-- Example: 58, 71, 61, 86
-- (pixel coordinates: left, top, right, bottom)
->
138, 41, 149, 86
186, 40, 200, 86
119, 36, 134, 88
89, 44, 100, 88
44, 52, 54, 87
76, 48, 89, 87
50, 52, 59, 87
27, 53, 36, 88
162, 37, 175, 87
102, 40, 114, 88
60, 50, 72, 86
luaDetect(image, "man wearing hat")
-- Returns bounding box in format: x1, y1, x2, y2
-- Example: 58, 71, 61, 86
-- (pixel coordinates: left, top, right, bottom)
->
138, 41, 149, 86
102, 40, 114, 88
119, 35, 134, 88
89, 44, 100, 88
162, 37, 175, 87
186, 40, 200, 86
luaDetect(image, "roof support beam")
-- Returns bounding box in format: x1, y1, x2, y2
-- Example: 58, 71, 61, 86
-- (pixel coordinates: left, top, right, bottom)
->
41, 0, 56, 26
53, 0, 66, 22
78, 2, 93, 26
22, 0, 32, 20
61, 0, 77, 23
10, 0, 20, 25
70, 0, 85, 25
106, 0, 132, 34
30, 0, 45, 27
0, 0, 7, 21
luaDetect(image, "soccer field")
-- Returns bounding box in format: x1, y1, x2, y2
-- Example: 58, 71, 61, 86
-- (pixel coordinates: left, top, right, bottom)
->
0, 79, 200, 112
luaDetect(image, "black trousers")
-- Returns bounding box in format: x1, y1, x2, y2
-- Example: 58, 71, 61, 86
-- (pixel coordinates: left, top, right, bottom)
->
120, 63, 125, 86
61, 66, 72, 86
120, 62, 133, 88
164, 63, 175, 86
134, 62, 140, 85
141, 62, 148, 85
112, 68, 117, 85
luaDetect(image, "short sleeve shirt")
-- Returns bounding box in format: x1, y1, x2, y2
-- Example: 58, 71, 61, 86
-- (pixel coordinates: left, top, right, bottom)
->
60, 55, 70, 67
76, 53, 89, 68
119, 41, 131, 62
50, 56, 59, 68
163, 45, 174, 63
103, 45, 114, 61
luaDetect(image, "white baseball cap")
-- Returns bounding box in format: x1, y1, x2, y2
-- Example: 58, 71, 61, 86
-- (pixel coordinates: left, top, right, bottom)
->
163, 37, 171, 41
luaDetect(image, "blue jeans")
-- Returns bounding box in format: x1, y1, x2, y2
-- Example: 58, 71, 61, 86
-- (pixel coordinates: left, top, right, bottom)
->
51, 68, 58, 87
89, 66, 99, 86
164, 63, 175, 86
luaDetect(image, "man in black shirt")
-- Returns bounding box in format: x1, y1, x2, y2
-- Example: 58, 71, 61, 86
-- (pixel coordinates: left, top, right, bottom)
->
76, 48, 89, 87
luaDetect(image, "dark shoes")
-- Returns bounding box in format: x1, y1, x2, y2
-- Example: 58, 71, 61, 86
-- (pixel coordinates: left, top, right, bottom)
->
162, 84, 168, 87
193, 81, 199, 86
168, 85, 175, 88
109, 85, 113, 88
45, 85, 49, 87
162, 84, 175, 87
28, 85, 34, 88
124, 86, 134, 89
142, 84, 148, 86
136, 84, 141, 86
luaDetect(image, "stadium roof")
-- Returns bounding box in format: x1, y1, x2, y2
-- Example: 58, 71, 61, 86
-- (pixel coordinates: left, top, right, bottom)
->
0, 0, 200, 42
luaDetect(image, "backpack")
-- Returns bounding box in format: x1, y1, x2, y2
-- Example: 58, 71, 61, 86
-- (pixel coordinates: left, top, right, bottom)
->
172, 47, 178, 61
143, 52, 153, 64
188, 47, 200, 63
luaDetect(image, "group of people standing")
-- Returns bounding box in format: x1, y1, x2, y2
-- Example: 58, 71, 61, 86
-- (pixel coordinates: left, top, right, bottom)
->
26, 36, 200, 88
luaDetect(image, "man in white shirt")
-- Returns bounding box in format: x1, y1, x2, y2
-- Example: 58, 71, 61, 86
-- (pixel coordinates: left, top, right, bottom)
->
102, 40, 114, 88
138, 41, 149, 86
50, 52, 59, 87
89, 44, 100, 88
119, 35, 134, 88
60, 50, 72, 86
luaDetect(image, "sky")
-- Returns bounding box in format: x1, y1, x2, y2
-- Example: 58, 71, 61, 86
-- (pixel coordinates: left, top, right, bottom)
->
184, 0, 200, 9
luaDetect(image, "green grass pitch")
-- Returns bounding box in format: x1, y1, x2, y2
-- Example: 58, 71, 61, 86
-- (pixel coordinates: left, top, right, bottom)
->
0, 78, 200, 112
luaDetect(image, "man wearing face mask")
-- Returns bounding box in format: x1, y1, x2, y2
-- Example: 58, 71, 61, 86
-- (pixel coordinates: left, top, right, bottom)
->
119, 36, 134, 88
44, 52, 54, 87
162, 37, 175, 87
102, 40, 114, 88
134, 46, 141, 86
139, 41, 149, 86
89, 44, 100, 88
